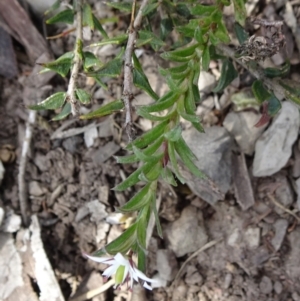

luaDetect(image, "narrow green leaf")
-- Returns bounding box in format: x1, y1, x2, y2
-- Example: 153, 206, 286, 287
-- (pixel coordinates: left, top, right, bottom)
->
160, 18, 173, 41
52, 103, 71, 121
136, 106, 174, 122
44, 0, 60, 15
83, 3, 94, 29
46, 9, 74, 24
190, 4, 216, 15
213, 59, 238, 92
137, 246, 146, 272
174, 138, 206, 178
75, 89, 91, 104
40, 52, 73, 77
136, 30, 165, 49
103, 224, 137, 255
113, 158, 161, 191
202, 45, 210, 71
136, 207, 149, 250
161, 43, 199, 60
106, 2, 132, 12
90, 34, 128, 47
92, 14, 108, 38
164, 124, 182, 142
264, 61, 290, 78
116, 136, 164, 164
267, 95, 282, 116
139, 162, 163, 182
233, 0, 247, 26
215, 21, 230, 44
133, 69, 159, 101
151, 192, 162, 237
29, 92, 65, 110
161, 166, 177, 186
83, 51, 101, 70
168, 141, 185, 184
142, 3, 159, 16
132, 146, 160, 162
140, 91, 179, 113
127, 120, 169, 150
194, 26, 205, 44
234, 22, 248, 45
209, 45, 225, 60
252, 80, 271, 104
80, 100, 124, 119
118, 183, 152, 213
88, 58, 122, 78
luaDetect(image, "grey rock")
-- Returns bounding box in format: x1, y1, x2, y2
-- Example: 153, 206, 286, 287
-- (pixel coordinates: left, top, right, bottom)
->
62, 136, 83, 154
92, 141, 120, 165
156, 249, 178, 281
165, 206, 208, 257
285, 228, 300, 279
0, 160, 4, 186
292, 144, 300, 178
253, 102, 300, 177
198, 71, 216, 93
271, 219, 288, 251
274, 281, 283, 294
84, 126, 98, 148
295, 177, 300, 210
259, 276, 273, 294
223, 111, 266, 155
244, 227, 260, 249
29, 181, 44, 197
1, 210, 21, 233
182, 126, 233, 204
185, 266, 203, 286
0, 207, 3, 226
86, 200, 108, 223
224, 273, 232, 289
274, 175, 294, 215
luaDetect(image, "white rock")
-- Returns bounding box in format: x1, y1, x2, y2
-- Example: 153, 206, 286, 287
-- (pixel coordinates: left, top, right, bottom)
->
223, 111, 266, 155
253, 102, 300, 177
244, 227, 260, 249
156, 249, 178, 281
1, 210, 21, 233
84, 126, 98, 148
198, 71, 216, 93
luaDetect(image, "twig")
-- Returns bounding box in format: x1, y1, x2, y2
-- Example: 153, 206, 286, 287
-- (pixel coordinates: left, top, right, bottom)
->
122, 0, 149, 141
18, 110, 36, 226
172, 238, 223, 285
69, 279, 115, 301
66, 0, 83, 116
267, 193, 300, 223
217, 44, 287, 101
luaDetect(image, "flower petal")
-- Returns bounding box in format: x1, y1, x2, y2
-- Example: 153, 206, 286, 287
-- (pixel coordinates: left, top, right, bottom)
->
83, 253, 113, 264
114, 253, 130, 267
103, 264, 119, 278
133, 268, 157, 283
143, 282, 153, 290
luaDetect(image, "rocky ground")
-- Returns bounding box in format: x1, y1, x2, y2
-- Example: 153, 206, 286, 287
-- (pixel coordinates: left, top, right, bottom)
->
2, 0, 300, 301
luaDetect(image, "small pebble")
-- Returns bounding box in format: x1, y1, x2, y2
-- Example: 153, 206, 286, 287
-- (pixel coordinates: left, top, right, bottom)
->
274, 281, 283, 294
259, 276, 273, 294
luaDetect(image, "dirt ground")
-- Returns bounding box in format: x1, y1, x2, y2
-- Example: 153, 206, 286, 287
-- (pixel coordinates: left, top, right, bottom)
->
2, 1, 300, 301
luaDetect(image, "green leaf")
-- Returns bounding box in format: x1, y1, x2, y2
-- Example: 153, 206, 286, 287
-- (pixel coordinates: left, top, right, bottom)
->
161, 166, 177, 186
89, 58, 122, 78
118, 183, 152, 213
103, 224, 137, 255
133, 69, 159, 101
136, 106, 174, 122
75, 89, 91, 104
161, 43, 199, 61
279, 80, 300, 105
267, 95, 281, 116
140, 90, 179, 113
234, 22, 248, 45
116, 136, 164, 164
40, 52, 73, 77
264, 61, 290, 78
44, 0, 60, 15
174, 138, 206, 178
252, 80, 271, 104
113, 157, 161, 191
189, 4, 216, 15
213, 59, 238, 92
29, 92, 65, 110
214, 21, 230, 43
209, 45, 225, 60
83, 51, 101, 70
136, 30, 165, 50
136, 207, 149, 250
164, 124, 182, 142
233, 0, 247, 26
137, 246, 146, 272
194, 26, 205, 44
80, 100, 124, 119
92, 14, 108, 38
168, 141, 185, 184
150, 191, 162, 237
90, 34, 128, 47
46, 9, 74, 24
140, 162, 162, 182
133, 146, 160, 163
106, 2, 132, 12
127, 120, 169, 150
83, 3, 94, 29
202, 45, 210, 71
160, 18, 173, 41
142, 3, 159, 16
52, 103, 71, 121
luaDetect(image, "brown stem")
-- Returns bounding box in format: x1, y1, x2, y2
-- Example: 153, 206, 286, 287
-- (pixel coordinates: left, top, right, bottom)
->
122, 0, 149, 141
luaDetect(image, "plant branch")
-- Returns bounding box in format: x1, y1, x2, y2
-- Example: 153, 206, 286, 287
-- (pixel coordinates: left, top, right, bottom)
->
217, 44, 286, 100
122, 0, 149, 141
66, 0, 83, 116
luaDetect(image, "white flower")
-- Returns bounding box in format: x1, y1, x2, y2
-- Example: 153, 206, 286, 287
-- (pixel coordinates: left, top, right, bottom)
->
84, 252, 156, 290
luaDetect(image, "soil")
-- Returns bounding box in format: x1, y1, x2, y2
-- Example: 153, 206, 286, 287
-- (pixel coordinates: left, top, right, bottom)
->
2, 1, 300, 301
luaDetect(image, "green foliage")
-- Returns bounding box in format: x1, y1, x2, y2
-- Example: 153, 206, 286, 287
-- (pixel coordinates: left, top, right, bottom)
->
46, 9, 74, 24
29, 92, 65, 110
213, 59, 238, 92
40, 52, 73, 77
